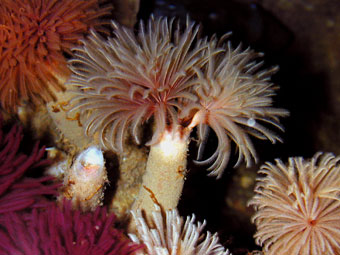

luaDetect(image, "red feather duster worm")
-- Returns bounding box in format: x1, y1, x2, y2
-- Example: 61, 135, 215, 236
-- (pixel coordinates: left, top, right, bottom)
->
0, 201, 141, 255
0, 119, 59, 214
0, 0, 112, 111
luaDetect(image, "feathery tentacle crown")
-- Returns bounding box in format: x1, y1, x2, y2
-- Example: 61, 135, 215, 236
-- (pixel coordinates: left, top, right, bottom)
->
249, 152, 340, 255
183, 43, 289, 177
129, 204, 230, 255
68, 16, 212, 152
0, 0, 111, 111
68, 16, 287, 177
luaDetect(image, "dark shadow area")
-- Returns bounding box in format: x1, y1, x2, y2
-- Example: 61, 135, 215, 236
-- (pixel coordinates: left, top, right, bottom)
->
102, 150, 120, 207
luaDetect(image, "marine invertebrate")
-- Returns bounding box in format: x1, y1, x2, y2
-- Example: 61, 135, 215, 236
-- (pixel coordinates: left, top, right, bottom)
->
0, 200, 141, 255
183, 44, 288, 177
67, 16, 212, 215
60, 146, 108, 211
129, 204, 230, 255
0, 119, 59, 214
131, 129, 189, 216
0, 0, 112, 111
249, 152, 340, 255
68, 16, 212, 151
66, 16, 287, 219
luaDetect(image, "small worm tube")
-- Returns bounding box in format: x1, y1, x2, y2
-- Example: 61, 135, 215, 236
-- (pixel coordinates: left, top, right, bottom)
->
60, 146, 107, 211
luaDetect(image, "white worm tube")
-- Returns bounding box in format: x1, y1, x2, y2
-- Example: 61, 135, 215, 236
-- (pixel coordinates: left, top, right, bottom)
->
61, 146, 107, 211
131, 128, 189, 224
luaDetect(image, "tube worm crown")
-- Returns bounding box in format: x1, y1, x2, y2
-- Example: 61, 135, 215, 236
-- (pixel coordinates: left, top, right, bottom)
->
67, 16, 288, 177
0, 0, 112, 112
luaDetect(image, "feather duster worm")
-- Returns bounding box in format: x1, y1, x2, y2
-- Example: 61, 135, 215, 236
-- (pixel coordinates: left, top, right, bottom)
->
249, 152, 340, 255
0, 119, 59, 214
66, 16, 287, 219
129, 204, 230, 255
0, 0, 112, 111
0, 201, 141, 255
67, 16, 213, 216
68, 16, 213, 152
183, 44, 288, 177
